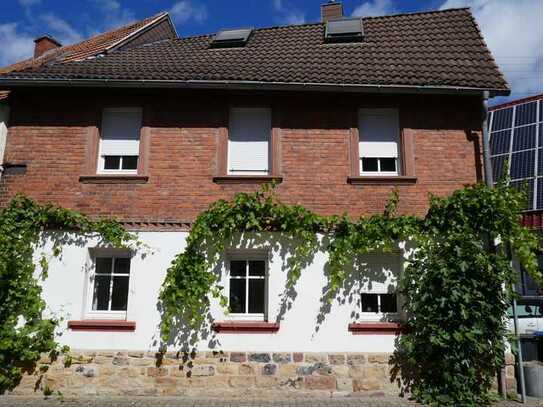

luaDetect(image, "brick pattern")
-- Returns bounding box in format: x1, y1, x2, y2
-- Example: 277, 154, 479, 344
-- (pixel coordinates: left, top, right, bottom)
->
0, 90, 484, 223
10, 350, 516, 397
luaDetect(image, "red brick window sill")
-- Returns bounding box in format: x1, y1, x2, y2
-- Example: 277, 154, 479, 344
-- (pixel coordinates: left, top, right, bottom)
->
348, 322, 405, 335
67, 320, 136, 332
213, 175, 283, 184
212, 321, 280, 333
79, 175, 149, 184
347, 176, 417, 186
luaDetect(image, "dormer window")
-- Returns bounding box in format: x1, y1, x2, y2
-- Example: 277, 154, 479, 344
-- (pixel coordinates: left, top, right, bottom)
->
211, 28, 253, 48
325, 17, 363, 42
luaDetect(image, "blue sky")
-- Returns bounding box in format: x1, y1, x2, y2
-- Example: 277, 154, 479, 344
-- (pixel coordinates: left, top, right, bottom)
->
0, 0, 542, 103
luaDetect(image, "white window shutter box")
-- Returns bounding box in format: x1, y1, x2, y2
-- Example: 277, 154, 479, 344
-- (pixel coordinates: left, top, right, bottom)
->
359, 108, 399, 158
228, 108, 271, 174
100, 108, 142, 156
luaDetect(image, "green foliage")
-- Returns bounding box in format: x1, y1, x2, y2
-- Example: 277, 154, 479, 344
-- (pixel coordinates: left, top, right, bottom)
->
393, 181, 540, 406
0, 195, 137, 394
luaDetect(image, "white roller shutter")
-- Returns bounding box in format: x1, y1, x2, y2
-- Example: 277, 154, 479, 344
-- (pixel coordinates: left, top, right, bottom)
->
99, 108, 142, 156
228, 108, 271, 174
359, 108, 399, 158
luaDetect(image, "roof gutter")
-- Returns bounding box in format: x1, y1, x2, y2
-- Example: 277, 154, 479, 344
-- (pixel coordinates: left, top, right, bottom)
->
0, 77, 511, 97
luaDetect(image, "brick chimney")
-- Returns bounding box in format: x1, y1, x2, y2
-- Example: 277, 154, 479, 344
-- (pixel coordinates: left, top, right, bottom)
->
321, 1, 343, 22
34, 35, 62, 58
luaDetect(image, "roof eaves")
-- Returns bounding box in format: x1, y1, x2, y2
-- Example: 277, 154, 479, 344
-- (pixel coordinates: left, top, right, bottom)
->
0, 77, 511, 97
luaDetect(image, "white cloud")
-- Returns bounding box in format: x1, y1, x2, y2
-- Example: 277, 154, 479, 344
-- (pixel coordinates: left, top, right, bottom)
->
352, 0, 395, 17
170, 1, 207, 24
91, 0, 136, 31
40, 13, 83, 45
440, 0, 543, 100
272, 0, 306, 25
0, 23, 35, 67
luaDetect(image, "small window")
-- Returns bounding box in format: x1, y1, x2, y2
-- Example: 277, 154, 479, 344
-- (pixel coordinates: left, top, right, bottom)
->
212, 28, 252, 48
361, 293, 398, 314
359, 108, 400, 176
228, 108, 271, 175
325, 18, 363, 43
228, 258, 266, 319
98, 108, 142, 174
91, 256, 131, 313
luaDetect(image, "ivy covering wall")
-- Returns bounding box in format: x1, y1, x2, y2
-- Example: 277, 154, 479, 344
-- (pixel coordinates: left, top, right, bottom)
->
0, 181, 540, 405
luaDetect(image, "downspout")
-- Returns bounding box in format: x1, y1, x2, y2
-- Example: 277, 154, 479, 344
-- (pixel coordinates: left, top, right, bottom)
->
482, 91, 526, 403
0, 103, 9, 180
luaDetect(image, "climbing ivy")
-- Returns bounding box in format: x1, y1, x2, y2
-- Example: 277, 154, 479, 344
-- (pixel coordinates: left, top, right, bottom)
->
0, 195, 137, 394
159, 181, 541, 405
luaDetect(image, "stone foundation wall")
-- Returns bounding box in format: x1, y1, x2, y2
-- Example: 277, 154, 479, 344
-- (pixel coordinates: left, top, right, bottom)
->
8, 351, 517, 398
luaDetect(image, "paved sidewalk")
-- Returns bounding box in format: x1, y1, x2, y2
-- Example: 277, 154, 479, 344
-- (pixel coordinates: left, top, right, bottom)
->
0, 396, 541, 406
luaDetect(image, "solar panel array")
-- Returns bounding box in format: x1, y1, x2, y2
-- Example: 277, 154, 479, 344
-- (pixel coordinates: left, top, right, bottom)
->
490, 98, 543, 210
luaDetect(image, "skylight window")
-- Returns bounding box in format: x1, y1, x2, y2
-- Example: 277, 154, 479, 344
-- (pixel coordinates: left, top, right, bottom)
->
325, 18, 363, 42
211, 28, 253, 48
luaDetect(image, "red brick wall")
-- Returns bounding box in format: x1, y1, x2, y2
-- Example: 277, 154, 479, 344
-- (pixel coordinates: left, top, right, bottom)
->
0, 89, 483, 222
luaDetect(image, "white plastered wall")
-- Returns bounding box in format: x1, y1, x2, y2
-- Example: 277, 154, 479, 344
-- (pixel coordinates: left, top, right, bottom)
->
36, 231, 408, 353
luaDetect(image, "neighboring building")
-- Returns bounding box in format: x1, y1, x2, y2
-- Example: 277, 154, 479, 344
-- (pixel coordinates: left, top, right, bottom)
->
0, 3, 510, 396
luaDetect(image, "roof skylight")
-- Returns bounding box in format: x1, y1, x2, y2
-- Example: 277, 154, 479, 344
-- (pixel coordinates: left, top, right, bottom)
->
325, 18, 364, 42
211, 28, 253, 48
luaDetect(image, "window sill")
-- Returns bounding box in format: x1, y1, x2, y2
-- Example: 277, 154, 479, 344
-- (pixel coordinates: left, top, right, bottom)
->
67, 320, 136, 332
79, 175, 149, 184
212, 321, 280, 333
348, 322, 405, 335
213, 175, 283, 184
347, 176, 417, 185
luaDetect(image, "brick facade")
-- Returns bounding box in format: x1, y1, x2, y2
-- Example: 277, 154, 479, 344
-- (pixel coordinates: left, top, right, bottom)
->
0, 88, 483, 222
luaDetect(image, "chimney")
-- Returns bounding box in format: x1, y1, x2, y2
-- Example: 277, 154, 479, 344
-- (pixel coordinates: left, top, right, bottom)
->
321, 1, 343, 22
33, 35, 62, 58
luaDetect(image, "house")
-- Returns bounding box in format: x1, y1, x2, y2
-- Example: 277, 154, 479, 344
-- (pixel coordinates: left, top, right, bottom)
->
0, 3, 510, 397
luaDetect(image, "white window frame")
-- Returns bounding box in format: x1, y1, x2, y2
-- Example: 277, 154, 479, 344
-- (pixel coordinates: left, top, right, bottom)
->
359, 108, 401, 176
225, 252, 268, 321
227, 107, 271, 175
85, 249, 132, 320
97, 107, 142, 175
358, 253, 402, 322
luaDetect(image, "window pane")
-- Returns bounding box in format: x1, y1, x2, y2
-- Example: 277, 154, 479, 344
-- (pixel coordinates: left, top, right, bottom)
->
122, 156, 138, 170
248, 279, 265, 313
111, 276, 129, 311
491, 155, 508, 182
510, 150, 535, 180
104, 155, 121, 170
249, 260, 265, 276
95, 257, 112, 274
512, 125, 536, 152
380, 157, 396, 172
92, 275, 111, 310
362, 157, 378, 172
230, 260, 246, 277
229, 279, 246, 313
490, 130, 511, 156
361, 293, 379, 313
114, 257, 131, 274
537, 178, 543, 210
380, 294, 397, 313
510, 179, 534, 210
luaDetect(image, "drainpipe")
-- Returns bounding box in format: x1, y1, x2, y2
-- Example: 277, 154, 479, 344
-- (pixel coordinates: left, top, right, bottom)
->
482, 91, 526, 402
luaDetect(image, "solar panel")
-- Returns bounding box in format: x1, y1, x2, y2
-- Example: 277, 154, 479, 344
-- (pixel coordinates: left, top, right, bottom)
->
325, 18, 363, 42
489, 97, 543, 209
512, 125, 536, 152
212, 28, 252, 47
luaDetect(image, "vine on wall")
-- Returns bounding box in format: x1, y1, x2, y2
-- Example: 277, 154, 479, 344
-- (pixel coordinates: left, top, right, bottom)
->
0, 196, 137, 394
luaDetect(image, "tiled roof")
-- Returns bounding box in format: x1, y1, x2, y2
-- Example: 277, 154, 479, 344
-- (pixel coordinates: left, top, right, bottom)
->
0, 8, 509, 94
0, 12, 170, 74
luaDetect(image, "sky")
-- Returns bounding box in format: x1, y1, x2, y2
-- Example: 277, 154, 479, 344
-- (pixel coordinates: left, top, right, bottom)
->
0, 0, 542, 104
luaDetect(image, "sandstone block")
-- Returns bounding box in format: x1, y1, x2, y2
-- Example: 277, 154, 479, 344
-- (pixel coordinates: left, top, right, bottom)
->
303, 376, 336, 390
230, 352, 246, 363
229, 375, 256, 388
353, 378, 382, 392
248, 353, 271, 363
262, 364, 277, 375
304, 353, 327, 363
239, 363, 255, 375
278, 363, 298, 377
347, 354, 366, 365
112, 356, 129, 366
367, 353, 390, 364
336, 377, 353, 392
328, 354, 346, 365
190, 365, 215, 377
272, 353, 292, 364
293, 353, 304, 363
147, 367, 169, 377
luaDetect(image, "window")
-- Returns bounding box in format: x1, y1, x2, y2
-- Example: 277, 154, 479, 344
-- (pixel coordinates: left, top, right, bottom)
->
228, 108, 271, 175
359, 108, 400, 176
98, 108, 142, 174
361, 293, 398, 313
89, 255, 131, 315
228, 258, 266, 319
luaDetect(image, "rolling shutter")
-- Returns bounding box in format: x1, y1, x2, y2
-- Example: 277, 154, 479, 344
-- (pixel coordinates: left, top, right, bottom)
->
359, 109, 399, 158
100, 108, 142, 156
